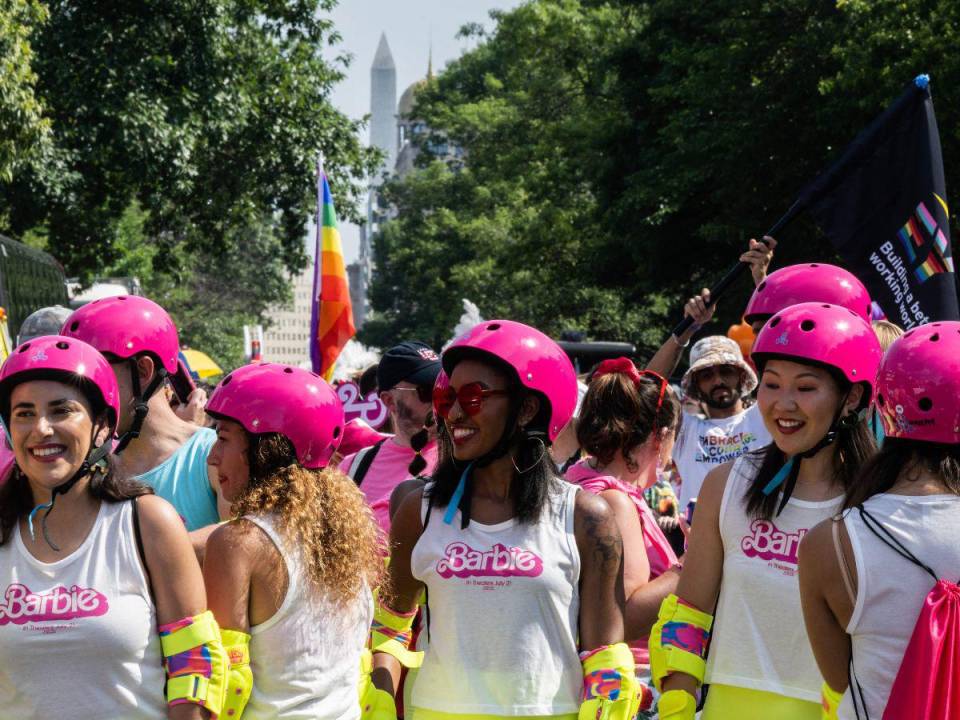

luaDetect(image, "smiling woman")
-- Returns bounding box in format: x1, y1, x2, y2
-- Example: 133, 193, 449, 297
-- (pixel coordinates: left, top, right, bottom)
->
0, 335, 226, 720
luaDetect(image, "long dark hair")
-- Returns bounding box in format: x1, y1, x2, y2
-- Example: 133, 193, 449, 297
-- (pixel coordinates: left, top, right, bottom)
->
426, 352, 562, 524
742, 367, 877, 520
843, 437, 960, 509
0, 454, 153, 545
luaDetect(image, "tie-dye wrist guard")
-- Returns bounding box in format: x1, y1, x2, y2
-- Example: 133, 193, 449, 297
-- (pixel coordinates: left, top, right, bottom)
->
370, 593, 423, 669
578, 642, 641, 720
159, 610, 228, 715
649, 593, 713, 693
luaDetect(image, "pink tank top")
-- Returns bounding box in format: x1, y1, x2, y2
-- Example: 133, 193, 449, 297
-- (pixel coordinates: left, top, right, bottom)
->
565, 459, 679, 666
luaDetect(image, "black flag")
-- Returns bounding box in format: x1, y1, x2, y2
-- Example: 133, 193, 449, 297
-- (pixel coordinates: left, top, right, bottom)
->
802, 76, 958, 328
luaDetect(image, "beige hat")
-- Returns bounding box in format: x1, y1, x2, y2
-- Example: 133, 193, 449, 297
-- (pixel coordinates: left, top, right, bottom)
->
681, 335, 758, 395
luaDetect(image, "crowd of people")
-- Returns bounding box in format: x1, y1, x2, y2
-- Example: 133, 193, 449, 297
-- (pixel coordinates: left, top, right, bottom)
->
0, 237, 957, 720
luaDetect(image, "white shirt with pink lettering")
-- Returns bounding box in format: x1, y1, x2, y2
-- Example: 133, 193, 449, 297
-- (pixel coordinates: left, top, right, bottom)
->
0, 500, 166, 719
705, 455, 843, 703
410, 480, 582, 715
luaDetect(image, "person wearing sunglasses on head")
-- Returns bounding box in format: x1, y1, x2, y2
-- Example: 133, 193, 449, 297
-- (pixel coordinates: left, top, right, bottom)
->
565, 357, 682, 717
339, 341, 442, 535
369, 320, 640, 720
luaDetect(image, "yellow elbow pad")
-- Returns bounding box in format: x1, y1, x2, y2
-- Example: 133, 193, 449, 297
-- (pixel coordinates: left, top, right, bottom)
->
821, 682, 843, 720
578, 643, 640, 720
370, 591, 422, 669
221, 628, 252, 719
657, 689, 696, 720
358, 649, 398, 720
159, 610, 228, 715
648, 594, 713, 693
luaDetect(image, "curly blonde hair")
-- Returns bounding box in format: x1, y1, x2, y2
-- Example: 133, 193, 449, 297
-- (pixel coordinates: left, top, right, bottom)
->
232, 433, 383, 605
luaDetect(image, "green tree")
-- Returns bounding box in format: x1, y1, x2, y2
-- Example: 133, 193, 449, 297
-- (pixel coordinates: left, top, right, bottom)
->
365, 0, 960, 353
0, 0, 49, 186
1, 0, 378, 282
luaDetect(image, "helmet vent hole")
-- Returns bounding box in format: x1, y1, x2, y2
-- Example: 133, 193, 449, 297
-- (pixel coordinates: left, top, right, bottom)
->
333, 426, 341, 438
905, 331, 914, 338
822, 304, 831, 309
757, 281, 766, 292
18, 343, 30, 353
877, 393, 885, 407
800, 319, 816, 332
810, 263, 819, 268
70, 321, 80, 332
118, 296, 127, 301
769, 317, 781, 328
55, 341, 69, 350
486, 323, 501, 331
919, 397, 933, 412
930, 333, 940, 342
222, 374, 233, 386
283, 367, 293, 374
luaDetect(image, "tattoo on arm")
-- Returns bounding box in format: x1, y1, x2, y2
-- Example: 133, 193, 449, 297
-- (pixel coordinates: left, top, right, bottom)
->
583, 509, 623, 574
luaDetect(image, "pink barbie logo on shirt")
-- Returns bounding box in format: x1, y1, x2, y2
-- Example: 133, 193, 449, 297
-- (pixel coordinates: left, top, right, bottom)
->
0, 583, 109, 625
436, 541, 544, 579
740, 520, 807, 566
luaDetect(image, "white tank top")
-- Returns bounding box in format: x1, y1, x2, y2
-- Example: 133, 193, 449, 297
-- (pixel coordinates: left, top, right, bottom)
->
243, 514, 373, 720
706, 456, 843, 703
0, 500, 166, 719
409, 480, 582, 716
839, 493, 960, 720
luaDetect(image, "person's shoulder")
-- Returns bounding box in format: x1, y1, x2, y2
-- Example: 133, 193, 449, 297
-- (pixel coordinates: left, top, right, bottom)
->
574, 486, 614, 523
190, 425, 216, 447
133, 494, 189, 542
208, 517, 268, 555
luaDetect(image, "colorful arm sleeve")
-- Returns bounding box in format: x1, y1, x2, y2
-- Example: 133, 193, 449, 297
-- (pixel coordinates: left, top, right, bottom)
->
648, 593, 713, 693
159, 610, 228, 715
578, 642, 642, 720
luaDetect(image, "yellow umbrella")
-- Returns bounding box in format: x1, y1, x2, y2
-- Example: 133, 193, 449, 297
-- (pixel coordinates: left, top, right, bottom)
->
180, 349, 223, 380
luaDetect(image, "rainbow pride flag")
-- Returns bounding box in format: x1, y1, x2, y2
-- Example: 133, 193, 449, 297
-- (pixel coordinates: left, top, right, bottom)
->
310, 166, 355, 380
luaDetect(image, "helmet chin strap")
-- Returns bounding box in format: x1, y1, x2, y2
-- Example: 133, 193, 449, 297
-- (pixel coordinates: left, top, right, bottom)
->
27, 433, 113, 551
762, 398, 861, 517
113, 359, 168, 454
443, 403, 524, 529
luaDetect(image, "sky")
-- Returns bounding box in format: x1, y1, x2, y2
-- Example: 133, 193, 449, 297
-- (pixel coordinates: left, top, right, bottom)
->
319, 0, 522, 263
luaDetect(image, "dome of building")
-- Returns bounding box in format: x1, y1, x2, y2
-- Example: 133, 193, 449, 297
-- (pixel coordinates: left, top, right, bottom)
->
398, 79, 427, 119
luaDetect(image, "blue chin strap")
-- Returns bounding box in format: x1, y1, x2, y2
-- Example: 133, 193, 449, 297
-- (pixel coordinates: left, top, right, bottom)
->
26, 501, 53, 541
762, 457, 795, 496
443, 462, 474, 525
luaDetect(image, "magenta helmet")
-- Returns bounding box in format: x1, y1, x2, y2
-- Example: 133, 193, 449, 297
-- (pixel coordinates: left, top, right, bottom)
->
745, 264, 872, 324
0, 335, 120, 433
442, 320, 577, 442
61, 296, 194, 398
752, 302, 882, 409
876, 322, 960, 443
206, 363, 343, 469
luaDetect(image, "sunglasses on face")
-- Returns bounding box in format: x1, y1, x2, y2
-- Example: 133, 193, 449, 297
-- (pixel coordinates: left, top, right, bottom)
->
391, 385, 433, 403
432, 382, 509, 419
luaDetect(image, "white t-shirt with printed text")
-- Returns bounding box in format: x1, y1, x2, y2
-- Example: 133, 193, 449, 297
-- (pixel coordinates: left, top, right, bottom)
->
674, 404, 772, 507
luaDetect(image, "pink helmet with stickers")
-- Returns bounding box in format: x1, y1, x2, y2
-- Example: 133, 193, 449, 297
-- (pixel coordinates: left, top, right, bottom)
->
61, 295, 194, 399
206, 363, 343, 469
441, 320, 577, 442
744, 264, 872, 324
0, 335, 120, 432
876, 322, 960, 443
751, 302, 882, 409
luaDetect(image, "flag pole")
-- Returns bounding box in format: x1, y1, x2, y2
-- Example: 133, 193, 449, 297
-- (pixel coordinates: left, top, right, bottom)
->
670, 75, 931, 338
309, 154, 325, 373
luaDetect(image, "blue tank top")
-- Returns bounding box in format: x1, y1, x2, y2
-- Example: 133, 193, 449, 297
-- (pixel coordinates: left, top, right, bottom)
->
136, 428, 219, 531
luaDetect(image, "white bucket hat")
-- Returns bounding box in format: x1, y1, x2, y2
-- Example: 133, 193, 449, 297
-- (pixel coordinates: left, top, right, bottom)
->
681, 335, 758, 395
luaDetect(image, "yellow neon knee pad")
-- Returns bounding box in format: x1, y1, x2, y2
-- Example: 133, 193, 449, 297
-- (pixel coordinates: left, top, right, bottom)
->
649, 594, 713, 693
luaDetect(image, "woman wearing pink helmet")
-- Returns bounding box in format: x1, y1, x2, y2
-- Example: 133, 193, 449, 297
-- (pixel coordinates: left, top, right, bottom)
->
202, 363, 381, 720
744, 263, 873, 332
650, 303, 881, 720
799, 322, 960, 719
371, 320, 638, 720
0, 336, 225, 719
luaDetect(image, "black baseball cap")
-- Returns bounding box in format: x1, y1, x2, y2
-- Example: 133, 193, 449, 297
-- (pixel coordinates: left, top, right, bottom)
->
377, 341, 441, 393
